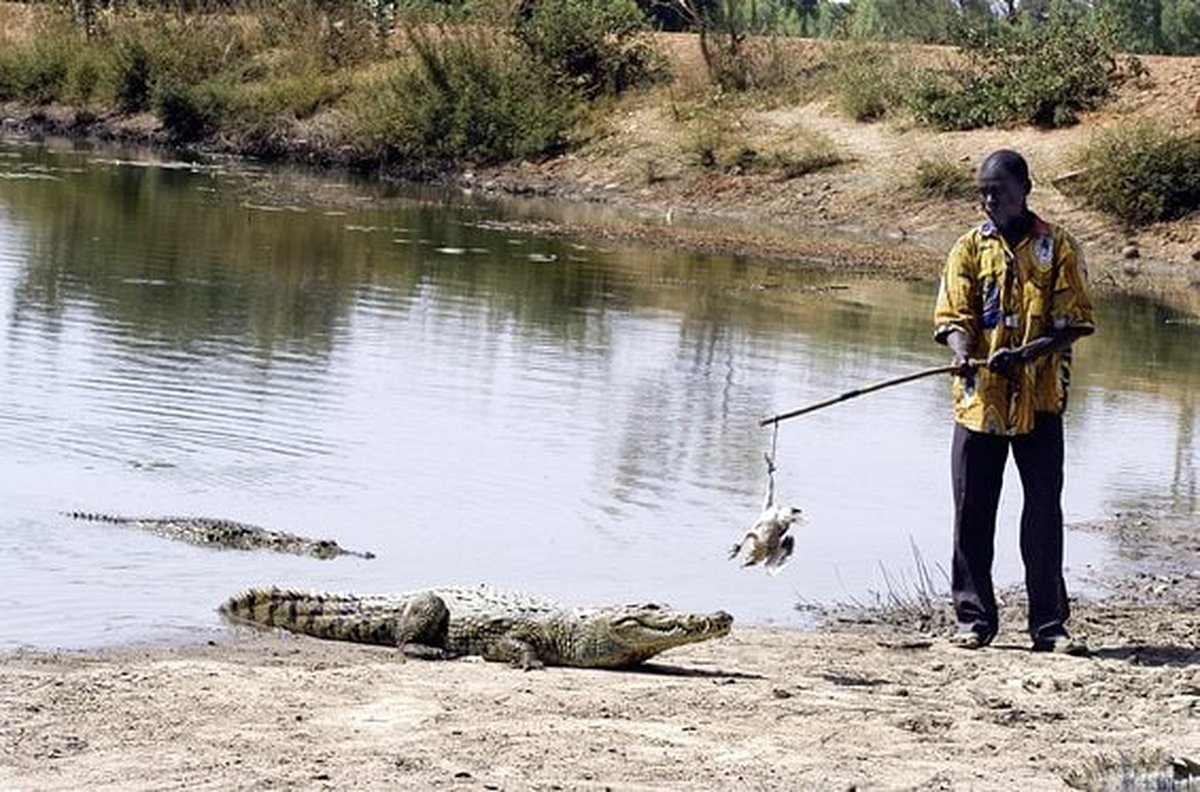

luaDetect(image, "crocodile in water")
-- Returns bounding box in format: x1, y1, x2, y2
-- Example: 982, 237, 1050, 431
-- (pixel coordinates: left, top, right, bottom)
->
65, 512, 375, 560
219, 585, 732, 669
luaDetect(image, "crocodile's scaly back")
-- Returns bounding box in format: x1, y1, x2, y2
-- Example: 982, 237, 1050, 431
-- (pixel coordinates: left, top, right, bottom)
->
219, 586, 733, 669
65, 512, 374, 560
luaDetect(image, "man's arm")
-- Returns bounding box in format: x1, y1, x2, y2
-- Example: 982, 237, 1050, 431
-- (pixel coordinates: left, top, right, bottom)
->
945, 328, 977, 377
934, 235, 979, 376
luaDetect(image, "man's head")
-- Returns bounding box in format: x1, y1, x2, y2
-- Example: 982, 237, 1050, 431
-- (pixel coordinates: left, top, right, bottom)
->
977, 149, 1031, 231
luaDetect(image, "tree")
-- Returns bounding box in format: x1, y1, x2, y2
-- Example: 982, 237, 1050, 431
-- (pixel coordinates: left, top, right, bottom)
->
1096, 0, 1165, 52
1162, 0, 1200, 53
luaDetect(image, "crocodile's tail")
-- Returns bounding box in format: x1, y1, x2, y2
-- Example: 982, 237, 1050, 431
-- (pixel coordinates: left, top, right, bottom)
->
219, 588, 398, 645
63, 511, 139, 524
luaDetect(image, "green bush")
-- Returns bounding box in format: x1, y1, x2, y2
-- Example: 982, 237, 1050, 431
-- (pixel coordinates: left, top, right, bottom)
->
65, 52, 102, 104
155, 79, 231, 141
906, 12, 1139, 130
831, 44, 905, 122
0, 42, 72, 104
1074, 121, 1200, 225
913, 156, 974, 199
109, 35, 154, 112
511, 0, 662, 97
354, 26, 576, 170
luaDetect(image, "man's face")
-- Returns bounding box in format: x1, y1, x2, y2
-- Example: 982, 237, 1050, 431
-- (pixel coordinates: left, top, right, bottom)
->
977, 163, 1027, 230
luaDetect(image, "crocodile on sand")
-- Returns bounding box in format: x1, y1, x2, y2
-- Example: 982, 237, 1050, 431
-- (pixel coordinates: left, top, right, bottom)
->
219, 585, 733, 669
65, 512, 374, 560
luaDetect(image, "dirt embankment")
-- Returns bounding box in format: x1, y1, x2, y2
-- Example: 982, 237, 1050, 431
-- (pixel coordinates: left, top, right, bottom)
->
463, 38, 1200, 307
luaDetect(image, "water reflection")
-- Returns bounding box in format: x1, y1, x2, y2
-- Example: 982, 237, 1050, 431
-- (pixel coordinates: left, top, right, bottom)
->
0, 137, 1196, 650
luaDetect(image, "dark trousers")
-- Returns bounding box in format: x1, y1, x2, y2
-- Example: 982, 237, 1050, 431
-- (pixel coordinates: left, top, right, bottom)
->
951, 413, 1069, 641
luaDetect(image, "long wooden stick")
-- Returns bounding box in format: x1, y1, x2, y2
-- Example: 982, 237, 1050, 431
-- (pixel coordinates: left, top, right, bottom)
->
760, 361, 979, 427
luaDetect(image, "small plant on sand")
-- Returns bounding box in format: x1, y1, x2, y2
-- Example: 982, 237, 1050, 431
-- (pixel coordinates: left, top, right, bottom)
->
1063, 751, 1200, 791
770, 126, 845, 178
799, 540, 954, 634
913, 155, 974, 199
1072, 120, 1200, 225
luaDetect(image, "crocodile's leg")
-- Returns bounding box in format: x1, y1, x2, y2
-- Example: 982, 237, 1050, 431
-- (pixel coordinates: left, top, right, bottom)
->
480, 633, 544, 670
393, 592, 453, 660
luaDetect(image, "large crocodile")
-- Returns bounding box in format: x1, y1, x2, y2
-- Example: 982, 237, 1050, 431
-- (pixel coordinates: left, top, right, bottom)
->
219, 585, 733, 669
65, 512, 374, 560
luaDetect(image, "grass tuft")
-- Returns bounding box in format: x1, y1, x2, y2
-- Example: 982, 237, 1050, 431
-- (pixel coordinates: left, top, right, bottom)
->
913, 156, 974, 200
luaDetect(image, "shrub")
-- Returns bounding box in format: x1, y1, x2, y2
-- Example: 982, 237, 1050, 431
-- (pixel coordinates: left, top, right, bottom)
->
913, 156, 974, 199
773, 146, 844, 179
65, 52, 103, 104
771, 127, 845, 178
511, 0, 662, 97
1073, 121, 1200, 225
0, 27, 81, 104
109, 35, 154, 112
259, 0, 382, 71
353, 26, 576, 170
682, 109, 843, 178
906, 12, 1140, 130
155, 79, 231, 141
830, 44, 905, 122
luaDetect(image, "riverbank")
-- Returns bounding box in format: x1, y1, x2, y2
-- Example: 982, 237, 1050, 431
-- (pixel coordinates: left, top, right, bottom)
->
1, 510, 1197, 790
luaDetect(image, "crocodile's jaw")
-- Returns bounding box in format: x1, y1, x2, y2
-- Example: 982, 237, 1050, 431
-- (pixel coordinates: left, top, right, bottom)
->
569, 604, 733, 668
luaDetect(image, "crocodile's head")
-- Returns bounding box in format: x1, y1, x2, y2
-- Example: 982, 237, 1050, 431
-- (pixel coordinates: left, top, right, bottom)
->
571, 603, 733, 668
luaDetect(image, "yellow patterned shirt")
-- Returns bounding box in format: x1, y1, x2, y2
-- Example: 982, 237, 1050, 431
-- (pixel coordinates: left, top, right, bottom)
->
933, 215, 1095, 436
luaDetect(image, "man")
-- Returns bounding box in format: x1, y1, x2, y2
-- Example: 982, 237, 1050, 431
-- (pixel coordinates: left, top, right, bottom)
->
933, 149, 1094, 655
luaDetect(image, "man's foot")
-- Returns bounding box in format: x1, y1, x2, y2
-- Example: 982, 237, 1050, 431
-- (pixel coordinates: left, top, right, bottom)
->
948, 629, 992, 650
1031, 632, 1089, 656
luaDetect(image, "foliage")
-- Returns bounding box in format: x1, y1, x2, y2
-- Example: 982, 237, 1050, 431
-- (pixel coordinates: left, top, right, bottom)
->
257, 0, 383, 70
155, 79, 230, 141
906, 10, 1139, 130
511, 0, 662, 98
109, 34, 154, 112
1073, 121, 1200, 225
1161, 0, 1200, 54
352, 26, 575, 170
0, 14, 78, 104
829, 43, 906, 122
913, 156, 974, 199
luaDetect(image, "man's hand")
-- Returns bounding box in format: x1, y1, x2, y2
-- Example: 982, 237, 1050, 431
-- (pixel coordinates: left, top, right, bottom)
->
989, 331, 1079, 376
986, 347, 1020, 375
946, 330, 976, 378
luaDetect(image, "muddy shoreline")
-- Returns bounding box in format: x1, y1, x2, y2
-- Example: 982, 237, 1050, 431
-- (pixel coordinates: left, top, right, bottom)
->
0, 511, 1197, 791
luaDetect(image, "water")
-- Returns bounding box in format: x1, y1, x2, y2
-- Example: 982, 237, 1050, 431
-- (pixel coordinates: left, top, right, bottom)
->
1, 137, 1197, 650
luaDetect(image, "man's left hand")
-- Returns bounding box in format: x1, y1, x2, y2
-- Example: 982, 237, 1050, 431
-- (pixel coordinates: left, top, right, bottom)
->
986, 348, 1021, 375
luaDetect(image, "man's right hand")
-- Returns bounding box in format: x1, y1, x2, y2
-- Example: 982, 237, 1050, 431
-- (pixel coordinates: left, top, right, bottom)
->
946, 330, 976, 378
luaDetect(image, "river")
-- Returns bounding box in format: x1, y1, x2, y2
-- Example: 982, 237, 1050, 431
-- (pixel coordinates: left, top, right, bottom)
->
1, 136, 1196, 650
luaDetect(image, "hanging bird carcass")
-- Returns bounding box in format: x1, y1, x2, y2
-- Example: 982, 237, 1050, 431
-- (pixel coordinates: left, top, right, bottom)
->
729, 452, 803, 574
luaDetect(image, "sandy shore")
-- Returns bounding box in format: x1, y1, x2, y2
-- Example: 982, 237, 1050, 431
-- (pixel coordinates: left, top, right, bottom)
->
1, 513, 1197, 791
